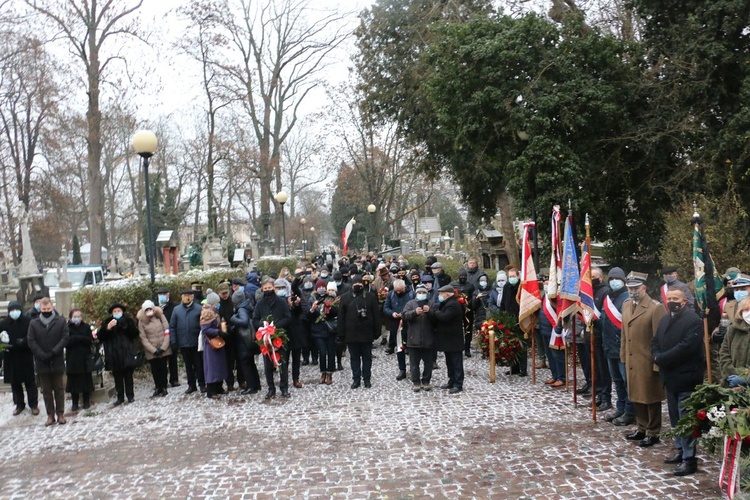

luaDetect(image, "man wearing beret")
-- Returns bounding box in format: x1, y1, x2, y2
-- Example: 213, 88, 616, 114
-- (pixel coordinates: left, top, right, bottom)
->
621, 272, 667, 447
429, 285, 465, 394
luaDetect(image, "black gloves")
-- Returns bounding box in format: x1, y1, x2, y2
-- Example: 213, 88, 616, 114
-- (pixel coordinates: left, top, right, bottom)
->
153, 347, 163, 357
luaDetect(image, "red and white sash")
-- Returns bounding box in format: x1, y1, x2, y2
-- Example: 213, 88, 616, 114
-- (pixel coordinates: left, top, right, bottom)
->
661, 283, 669, 309
720, 297, 728, 316
720, 433, 742, 498
603, 295, 623, 330
543, 295, 557, 327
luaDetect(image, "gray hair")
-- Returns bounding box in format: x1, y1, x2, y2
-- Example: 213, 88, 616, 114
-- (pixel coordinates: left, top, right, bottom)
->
261, 277, 276, 287
392, 279, 406, 290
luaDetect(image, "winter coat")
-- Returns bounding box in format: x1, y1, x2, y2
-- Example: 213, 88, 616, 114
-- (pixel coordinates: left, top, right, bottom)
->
488, 287, 503, 314
98, 314, 140, 372
403, 299, 435, 349
337, 290, 381, 343
244, 272, 260, 300
169, 301, 202, 349
652, 306, 704, 393
252, 294, 291, 334
472, 286, 492, 330
601, 287, 628, 358
434, 272, 452, 289
27, 313, 69, 374
0, 315, 34, 384
384, 289, 414, 317
429, 295, 463, 353
66, 321, 94, 375
230, 298, 256, 352
500, 282, 520, 317
465, 267, 487, 292
202, 318, 228, 383
308, 293, 339, 339
286, 296, 307, 350
450, 280, 476, 311
719, 317, 750, 381
137, 307, 172, 360
620, 295, 667, 404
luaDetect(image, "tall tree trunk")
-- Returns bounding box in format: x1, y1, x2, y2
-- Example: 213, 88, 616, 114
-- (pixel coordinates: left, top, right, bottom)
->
86, 13, 104, 265
497, 187, 520, 269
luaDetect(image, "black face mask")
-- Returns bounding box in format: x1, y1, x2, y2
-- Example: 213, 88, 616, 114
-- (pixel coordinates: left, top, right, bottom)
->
459, 277, 467, 284
667, 302, 684, 313
352, 284, 363, 294
41, 311, 53, 318
592, 278, 601, 287
396, 290, 404, 296
263, 290, 275, 298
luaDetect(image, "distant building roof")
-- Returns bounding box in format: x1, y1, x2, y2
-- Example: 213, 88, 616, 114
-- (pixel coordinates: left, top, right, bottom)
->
477, 228, 503, 239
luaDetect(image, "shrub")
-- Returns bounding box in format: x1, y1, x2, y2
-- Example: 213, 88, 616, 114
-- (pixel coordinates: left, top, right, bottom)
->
74, 268, 245, 323
254, 257, 299, 277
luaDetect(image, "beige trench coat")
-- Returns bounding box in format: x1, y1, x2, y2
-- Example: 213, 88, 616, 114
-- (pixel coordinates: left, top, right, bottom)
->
137, 307, 172, 360
620, 295, 667, 404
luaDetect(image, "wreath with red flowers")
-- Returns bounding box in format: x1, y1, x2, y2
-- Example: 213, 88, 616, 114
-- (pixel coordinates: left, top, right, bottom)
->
479, 312, 524, 366
255, 316, 289, 370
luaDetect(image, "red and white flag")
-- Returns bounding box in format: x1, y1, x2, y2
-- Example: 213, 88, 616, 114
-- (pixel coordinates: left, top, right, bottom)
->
603, 295, 622, 330
546, 206, 562, 299
341, 217, 355, 255
518, 222, 542, 334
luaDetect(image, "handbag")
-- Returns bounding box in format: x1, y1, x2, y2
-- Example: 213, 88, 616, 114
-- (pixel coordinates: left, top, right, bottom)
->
324, 319, 337, 335
125, 350, 145, 369
86, 345, 104, 372
208, 336, 226, 350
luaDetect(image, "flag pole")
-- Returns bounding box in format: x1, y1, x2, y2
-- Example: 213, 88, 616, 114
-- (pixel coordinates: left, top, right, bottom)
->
567, 203, 578, 407
531, 315, 536, 384
585, 214, 596, 422
693, 203, 713, 384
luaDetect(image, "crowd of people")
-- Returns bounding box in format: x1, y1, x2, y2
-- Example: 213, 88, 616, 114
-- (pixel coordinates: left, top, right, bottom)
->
3, 252, 748, 480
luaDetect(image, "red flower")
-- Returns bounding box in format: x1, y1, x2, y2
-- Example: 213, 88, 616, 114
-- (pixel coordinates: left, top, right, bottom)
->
696, 410, 707, 421
692, 430, 701, 438
274, 351, 281, 363
273, 337, 283, 349
260, 345, 269, 355
256, 331, 263, 341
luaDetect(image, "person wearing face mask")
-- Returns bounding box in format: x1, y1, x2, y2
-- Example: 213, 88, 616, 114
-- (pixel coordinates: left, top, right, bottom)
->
472, 274, 492, 336
338, 275, 381, 389
25, 293, 46, 320
156, 287, 181, 388
230, 289, 262, 395
719, 296, 750, 390
451, 268, 476, 358
384, 279, 414, 378
430, 262, 452, 289
299, 275, 317, 367
137, 300, 171, 398
333, 271, 350, 296
501, 267, 527, 377
429, 285, 465, 393
169, 290, 205, 395
711, 274, 750, 383
403, 284, 436, 391
488, 270, 507, 314
620, 271, 667, 448
0, 301, 38, 416
659, 266, 694, 311
600, 267, 635, 426
252, 278, 292, 399
27, 298, 68, 426
65, 309, 95, 411
99, 303, 140, 406
309, 279, 339, 384
652, 288, 703, 476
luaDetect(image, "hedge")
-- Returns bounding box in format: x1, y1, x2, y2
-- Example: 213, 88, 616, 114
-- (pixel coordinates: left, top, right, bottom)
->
402, 254, 497, 283
73, 268, 245, 323
254, 257, 299, 277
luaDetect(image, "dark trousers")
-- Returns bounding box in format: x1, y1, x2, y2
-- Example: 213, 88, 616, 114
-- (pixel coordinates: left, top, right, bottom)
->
38, 372, 65, 416
290, 347, 301, 382
594, 342, 612, 401
149, 357, 168, 391
608, 357, 633, 415
409, 348, 433, 384
112, 368, 135, 401
667, 390, 697, 460
168, 349, 180, 385
347, 341, 373, 383
464, 311, 474, 353
578, 340, 591, 385
314, 336, 336, 374
263, 348, 289, 392
224, 335, 244, 388
180, 347, 205, 389
70, 391, 90, 408
633, 402, 662, 437
11, 377, 38, 409
444, 351, 464, 389
237, 341, 261, 391
396, 326, 408, 372
510, 340, 528, 375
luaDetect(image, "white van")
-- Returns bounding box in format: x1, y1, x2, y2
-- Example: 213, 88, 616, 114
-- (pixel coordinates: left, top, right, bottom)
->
44, 265, 105, 301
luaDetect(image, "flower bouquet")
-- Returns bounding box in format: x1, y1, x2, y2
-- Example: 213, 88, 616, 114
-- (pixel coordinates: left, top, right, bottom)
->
255, 316, 288, 370
479, 312, 524, 366
314, 296, 340, 324
377, 287, 389, 308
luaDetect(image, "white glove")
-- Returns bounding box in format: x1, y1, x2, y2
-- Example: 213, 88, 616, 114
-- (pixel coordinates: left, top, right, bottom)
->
0, 331, 9, 343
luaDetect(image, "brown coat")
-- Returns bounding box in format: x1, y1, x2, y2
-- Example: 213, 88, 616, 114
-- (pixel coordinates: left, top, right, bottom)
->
137, 307, 172, 360
620, 295, 667, 404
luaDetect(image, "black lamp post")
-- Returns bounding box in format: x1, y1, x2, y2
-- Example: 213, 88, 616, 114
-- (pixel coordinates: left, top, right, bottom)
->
367, 204, 376, 252
276, 191, 288, 256
300, 217, 306, 256
132, 130, 158, 286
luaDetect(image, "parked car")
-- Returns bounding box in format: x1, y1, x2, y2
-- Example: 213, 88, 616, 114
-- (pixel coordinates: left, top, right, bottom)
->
43, 265, 105, 302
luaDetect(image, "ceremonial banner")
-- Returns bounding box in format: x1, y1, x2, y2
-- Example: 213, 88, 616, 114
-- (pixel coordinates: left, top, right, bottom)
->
557, 214, 580, 319
693, 221, 725, 314
341, 217, 355, 255
518, 222, 542, 334
578, 238, 597, 324
546, 206, 562, 299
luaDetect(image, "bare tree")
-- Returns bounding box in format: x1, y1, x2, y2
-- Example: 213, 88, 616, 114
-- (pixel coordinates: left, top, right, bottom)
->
280, 121, 330, 218
26, 0, 147, 264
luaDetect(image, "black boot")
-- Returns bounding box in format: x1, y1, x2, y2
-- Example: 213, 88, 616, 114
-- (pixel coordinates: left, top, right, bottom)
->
673, 459, 697, 476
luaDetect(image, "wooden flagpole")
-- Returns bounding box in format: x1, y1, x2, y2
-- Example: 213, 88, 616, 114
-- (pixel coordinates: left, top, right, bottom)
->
585, 216, 596, 422
703, 315, 712, 384
489, 330, 496, 383
531, 316, 537, 384
571, 319, 577, 406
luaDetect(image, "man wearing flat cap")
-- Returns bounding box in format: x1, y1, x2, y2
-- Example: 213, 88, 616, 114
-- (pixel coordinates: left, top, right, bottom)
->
169, 289, 205, 394
659, 266, 694, 310
429, 285, 465, 394
621, 272, 667, 447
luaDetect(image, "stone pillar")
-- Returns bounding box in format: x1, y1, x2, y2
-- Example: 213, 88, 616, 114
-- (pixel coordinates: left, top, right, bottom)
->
55, 288, 74, 317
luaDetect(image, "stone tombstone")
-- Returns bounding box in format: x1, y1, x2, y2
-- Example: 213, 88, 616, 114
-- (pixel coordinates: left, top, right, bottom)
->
203, 237, 228, 269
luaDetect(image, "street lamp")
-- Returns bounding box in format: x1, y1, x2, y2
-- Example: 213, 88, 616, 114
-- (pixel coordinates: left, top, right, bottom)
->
367, 204, 376, 252
300, 217, 306, 257
309, 226, 315, 254
131, 130, 158, 286
275, 190, 288, 256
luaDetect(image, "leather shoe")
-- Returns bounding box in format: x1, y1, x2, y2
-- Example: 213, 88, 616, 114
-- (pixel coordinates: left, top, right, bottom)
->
184, 386, 197, 395
518, 372, 528, 377
396, 371, 407, 381
576, 384, 591, 394
550, 380, 565, 388
449, 387, 463, 394
113, 399, 125, 407
613, 414, 636, 426
604, 410, 624, 422
543, 378, 556, 385
170, 381, 181, 387
241, 388, 258, 395
199, 386, 207, 394
638, 436, 660, 447
280, 391, 291, 398
364, 380, 371, 388
12, 407, 24, 416
44, 415, 56, 427
673, 460, 697, 476
293, 380, 303, 389
31, 407, 40, 416
325, 373, 333, 385
264, 389, 276, 399
625, 430, 646, 441
351, 381, 361, 389
597, 401, 613, 411
320, 373, 326, 384
664, 452, 683, 464
440, 383, 452, 390
56, 413, 67, 425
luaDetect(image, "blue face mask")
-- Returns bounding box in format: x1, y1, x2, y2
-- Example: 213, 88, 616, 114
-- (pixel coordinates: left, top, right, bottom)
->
320, 273, 329, 279
215, 304, 221, 310
71, 317, 82, 325
276, 289, 287, 297
303, 283, 313, 290
438, 295, 446, 303
735, 290, 749, 302
34, 303, 41, 311
113, 312, 123, 320
416, 293, 428, 301
609, 279, 624, 292
508, 277, 519, 286
9, 310, 21, 320
157, 294, 168, 304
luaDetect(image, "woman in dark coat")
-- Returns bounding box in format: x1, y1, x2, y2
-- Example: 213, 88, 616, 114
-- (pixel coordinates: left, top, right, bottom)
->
65, 309, 95, 411
0, 301, 38, 415
308, 279, 339, 385
200, 304, 228, 399
286, 288, 307, 389
98, 303, 140, 405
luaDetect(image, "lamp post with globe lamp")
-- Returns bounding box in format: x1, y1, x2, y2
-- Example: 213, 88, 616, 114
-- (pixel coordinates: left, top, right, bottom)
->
131, 130, 158, 286
275, 191, 288, 256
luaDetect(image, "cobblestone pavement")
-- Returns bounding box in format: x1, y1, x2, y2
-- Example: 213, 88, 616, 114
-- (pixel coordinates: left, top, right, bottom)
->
0, 344, 723, 499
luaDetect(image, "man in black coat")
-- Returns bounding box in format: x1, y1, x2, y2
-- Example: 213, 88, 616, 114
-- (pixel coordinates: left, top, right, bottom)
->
338, 275, 381, 389
217, 281, 244, 391
252, 278, 292, 399
0, 301, 38, 415
450, 268, 475, 358
652, 288, 704, 477
157, 287, 180, 388
429, 285, 465, 394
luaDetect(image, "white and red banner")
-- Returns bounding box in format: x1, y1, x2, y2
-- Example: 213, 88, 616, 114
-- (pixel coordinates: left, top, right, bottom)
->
518, 222, 542, 334
341, 217, 355, 255
546, 206, 562, 299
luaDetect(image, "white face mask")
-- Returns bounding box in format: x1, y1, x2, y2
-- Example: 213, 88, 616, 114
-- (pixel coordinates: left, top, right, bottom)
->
743, 310, 750, 325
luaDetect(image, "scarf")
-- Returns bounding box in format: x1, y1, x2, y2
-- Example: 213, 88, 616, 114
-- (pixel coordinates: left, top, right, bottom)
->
200, 307, 217, 325
39, 311, 55, 327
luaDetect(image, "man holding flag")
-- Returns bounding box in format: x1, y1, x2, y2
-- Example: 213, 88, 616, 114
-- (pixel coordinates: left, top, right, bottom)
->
518, 223, 542, 381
